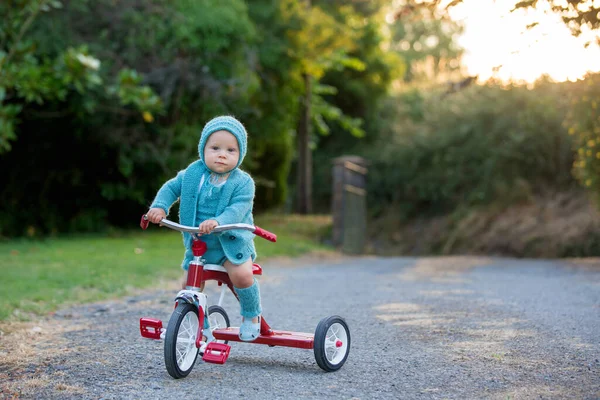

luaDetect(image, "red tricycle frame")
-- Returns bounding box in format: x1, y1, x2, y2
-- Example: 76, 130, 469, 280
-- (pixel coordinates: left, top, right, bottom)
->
139, 215, 350, 378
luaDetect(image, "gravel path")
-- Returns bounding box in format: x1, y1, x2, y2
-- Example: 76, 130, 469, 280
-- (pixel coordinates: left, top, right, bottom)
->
1, 256, 599, 399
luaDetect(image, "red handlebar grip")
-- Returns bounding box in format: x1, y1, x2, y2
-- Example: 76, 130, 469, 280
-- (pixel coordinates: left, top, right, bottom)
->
140, 215, 149, 230
253, 226, 277, 242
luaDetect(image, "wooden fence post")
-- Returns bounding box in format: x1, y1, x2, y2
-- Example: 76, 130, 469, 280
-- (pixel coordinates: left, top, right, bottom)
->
331, 156, 368, 254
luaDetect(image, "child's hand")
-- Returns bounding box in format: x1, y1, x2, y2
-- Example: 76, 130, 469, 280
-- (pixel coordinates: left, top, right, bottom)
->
199, 219, 219, 234
146, 208, 166, 224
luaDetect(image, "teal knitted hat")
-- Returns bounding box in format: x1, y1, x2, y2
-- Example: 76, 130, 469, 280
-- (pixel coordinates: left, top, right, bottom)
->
198, 115, 248, 170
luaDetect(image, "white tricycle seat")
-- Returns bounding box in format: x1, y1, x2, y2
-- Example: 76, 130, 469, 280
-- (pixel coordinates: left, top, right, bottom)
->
203, 263, 262, 275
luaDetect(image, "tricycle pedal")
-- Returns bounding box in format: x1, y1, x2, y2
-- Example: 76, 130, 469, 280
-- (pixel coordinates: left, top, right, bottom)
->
202, 342, 231, 364
140, 318, 163, 340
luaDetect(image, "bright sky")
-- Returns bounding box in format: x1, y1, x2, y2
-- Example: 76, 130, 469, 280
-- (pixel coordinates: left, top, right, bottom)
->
448, 0, 600, 83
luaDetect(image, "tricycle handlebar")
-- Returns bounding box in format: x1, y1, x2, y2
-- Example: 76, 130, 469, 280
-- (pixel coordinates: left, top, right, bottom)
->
140, 215, 277, 243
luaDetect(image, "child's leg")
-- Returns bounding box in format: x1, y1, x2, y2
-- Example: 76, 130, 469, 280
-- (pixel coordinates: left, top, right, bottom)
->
224, 258, 255, 289
224, 259, 261, 341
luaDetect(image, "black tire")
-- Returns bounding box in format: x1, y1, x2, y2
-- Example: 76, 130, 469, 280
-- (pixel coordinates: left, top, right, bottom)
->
199, 305, 231, 355
313, 315, 351, 372
164, 303, 200, 379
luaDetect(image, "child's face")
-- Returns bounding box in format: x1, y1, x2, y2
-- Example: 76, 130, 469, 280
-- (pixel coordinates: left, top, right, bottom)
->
203, 130, 240, 174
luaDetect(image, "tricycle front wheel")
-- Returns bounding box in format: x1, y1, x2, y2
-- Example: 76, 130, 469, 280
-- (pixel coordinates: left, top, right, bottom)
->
313, 315, 351, 372
164, 303, 200, 379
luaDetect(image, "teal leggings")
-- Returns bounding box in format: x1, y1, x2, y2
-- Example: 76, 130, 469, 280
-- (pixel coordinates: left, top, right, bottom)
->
234, 278, 262, 318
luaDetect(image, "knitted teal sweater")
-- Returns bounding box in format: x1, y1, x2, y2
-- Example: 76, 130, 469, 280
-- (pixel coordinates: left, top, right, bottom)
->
150, 160, 256, 270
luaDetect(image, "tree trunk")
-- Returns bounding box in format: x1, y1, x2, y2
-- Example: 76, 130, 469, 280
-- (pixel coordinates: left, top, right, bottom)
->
296, 72, 312, 214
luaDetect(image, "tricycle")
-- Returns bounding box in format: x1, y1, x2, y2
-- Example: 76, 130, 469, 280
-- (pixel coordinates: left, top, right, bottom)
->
139, 215, 351, 378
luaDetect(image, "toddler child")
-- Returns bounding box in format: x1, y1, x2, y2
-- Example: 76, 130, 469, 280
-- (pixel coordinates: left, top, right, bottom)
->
146, 115, 262, 342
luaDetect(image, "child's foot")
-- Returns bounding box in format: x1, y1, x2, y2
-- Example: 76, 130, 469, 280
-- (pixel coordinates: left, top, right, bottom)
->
239, 316, 260, 341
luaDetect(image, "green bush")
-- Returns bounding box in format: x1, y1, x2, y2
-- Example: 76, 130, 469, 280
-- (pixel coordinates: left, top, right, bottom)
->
567, 73, 600, 206
0, 0, 297, 236
364, 80, 575, 218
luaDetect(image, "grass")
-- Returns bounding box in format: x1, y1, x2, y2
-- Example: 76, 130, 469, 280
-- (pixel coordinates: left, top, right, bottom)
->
0, 213, 334, 321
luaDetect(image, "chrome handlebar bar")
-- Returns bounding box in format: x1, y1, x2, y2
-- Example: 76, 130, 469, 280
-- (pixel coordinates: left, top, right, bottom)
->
140, 215, 277, 242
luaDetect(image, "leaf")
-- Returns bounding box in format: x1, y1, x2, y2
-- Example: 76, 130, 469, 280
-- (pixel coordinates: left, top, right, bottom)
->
512, 0, 538, 12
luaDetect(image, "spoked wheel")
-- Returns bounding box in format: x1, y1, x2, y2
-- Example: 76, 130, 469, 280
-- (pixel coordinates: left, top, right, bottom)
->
164, 303, 200, 379
313, 316, 351, 372
200, 305, 230, 355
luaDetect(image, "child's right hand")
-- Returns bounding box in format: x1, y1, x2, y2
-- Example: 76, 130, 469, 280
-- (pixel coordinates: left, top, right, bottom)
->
146, 208, 166, 224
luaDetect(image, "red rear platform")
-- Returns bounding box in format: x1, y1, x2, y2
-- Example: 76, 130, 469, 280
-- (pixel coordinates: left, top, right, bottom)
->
212, 328, 314, 349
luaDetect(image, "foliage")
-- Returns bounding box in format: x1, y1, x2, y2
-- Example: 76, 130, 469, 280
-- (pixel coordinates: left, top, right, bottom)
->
363, 80, 574, 218
513, 0, 600, 42
1, 0, 397, 236
422, 0, 599, 46
282, 0, 382, 141
567, 73, 600, 204
0, 1, 162, 154
314, 0, 470, 211
244, 1, 303, 211
283, 1, 361, 80
0, 0, 286, 236
310, 83, 363, 138
388, 0, 465, 83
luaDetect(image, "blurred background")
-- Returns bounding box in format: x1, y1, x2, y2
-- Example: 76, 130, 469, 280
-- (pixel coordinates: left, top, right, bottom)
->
2, 0, 600, 259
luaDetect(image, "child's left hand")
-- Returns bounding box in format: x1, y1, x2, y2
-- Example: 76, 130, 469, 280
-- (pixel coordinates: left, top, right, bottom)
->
199, 219, 219, 234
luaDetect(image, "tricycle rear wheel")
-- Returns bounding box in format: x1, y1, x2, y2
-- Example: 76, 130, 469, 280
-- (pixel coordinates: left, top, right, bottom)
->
313, 315, 351, 372
199, 305, 230, 356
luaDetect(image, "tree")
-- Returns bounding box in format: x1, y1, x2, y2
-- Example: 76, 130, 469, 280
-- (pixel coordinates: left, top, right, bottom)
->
418, 0, 599, 44
309, 0, 407, 212
567, 74, 600, 204
0, 0, 162, 155
513, 0, 600, 43
281, 0, 365, 214
506, 1, 600, 206
409, 0, 600, 207
389, 0, 465, 83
